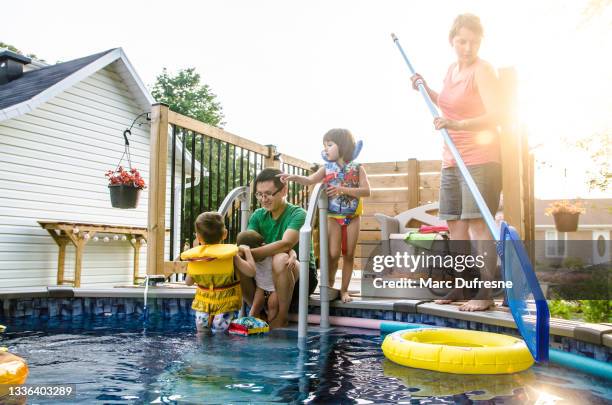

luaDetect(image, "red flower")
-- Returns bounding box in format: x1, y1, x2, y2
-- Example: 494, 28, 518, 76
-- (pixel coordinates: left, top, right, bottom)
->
105, 166, 146, 189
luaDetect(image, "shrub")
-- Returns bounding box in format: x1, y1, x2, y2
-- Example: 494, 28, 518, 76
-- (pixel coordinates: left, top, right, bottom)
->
562, 256, 584, 270
579, 300, 611, 323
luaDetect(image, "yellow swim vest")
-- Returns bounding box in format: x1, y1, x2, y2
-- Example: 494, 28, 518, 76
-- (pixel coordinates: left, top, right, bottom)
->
181, 244, 242, 315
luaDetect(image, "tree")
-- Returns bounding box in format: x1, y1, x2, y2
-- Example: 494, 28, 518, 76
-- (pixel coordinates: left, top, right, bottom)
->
574, 131, 610, 191
563, 1, 611, 193
151, 68, 225, 127
0, 41, 44, 62
151, 68, 237, 249
150, 68, 308, 253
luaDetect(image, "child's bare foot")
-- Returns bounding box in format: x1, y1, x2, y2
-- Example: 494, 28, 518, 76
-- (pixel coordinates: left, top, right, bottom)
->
434, 288, 464, 305
459, 299, 495, 312
340, 291, 352, 303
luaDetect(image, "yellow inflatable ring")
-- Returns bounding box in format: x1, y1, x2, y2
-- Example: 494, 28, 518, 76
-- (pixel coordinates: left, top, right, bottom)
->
382, 328, 534, 374
0, 352, 29, 387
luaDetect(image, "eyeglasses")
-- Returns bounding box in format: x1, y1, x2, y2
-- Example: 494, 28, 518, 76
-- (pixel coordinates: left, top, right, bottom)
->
255, 187, 283, 200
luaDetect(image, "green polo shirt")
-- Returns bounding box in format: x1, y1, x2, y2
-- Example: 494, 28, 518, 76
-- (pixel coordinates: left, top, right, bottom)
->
248, 202, 316, 268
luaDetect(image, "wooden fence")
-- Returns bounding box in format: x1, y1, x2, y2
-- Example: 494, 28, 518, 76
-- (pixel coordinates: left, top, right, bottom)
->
348, 159, 442, 271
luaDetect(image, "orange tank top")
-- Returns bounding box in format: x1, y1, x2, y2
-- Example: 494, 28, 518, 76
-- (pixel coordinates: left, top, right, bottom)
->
437, 58, 500, 168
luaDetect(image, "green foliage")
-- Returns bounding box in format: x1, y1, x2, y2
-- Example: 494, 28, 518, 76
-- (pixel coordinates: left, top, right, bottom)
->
151, 67, 230, 246
0, 41, 44, 62
548, 300, 611, 323
574, 131, 611, 191
549, 264, 610, 300
151, 67, 308, 251
178, 137, 263, 244
580, 300, 611, 323
561, 256, 585, 270
151, 68, 225, 127
548, 300, 577, 320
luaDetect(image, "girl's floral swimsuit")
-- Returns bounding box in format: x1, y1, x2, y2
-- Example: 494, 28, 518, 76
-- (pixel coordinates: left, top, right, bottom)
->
324, 160, 362, 254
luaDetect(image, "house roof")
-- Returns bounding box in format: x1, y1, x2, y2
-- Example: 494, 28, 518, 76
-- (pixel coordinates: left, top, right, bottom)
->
0, 48, 155, 122
536, 199, 612, 227
0, 48, 208, 178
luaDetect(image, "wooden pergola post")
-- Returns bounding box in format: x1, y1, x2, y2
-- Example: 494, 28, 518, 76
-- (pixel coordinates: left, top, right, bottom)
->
147, 103, 169, 276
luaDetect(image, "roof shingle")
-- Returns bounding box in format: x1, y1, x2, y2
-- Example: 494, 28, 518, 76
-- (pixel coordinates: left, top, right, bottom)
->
0, 49, 115, 110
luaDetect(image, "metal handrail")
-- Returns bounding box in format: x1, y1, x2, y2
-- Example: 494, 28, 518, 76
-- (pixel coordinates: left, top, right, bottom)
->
219, 184, 329, 340
218, 186, 251, 232
298, 183, 330, 340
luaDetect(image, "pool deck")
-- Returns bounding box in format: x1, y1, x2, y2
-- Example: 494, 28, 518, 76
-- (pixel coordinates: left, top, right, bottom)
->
1, 284, 610, 350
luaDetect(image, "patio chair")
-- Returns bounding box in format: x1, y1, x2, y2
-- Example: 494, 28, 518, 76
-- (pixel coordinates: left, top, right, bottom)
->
374, 202, 446, 255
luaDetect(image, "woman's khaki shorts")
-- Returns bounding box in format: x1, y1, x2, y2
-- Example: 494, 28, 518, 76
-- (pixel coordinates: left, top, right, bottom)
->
439, 162, 501, 221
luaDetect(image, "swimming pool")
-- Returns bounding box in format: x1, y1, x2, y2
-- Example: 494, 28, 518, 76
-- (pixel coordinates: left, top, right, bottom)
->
2, 315, 611, 404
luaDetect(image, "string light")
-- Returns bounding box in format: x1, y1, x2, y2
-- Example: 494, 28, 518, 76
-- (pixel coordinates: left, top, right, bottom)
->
83, 233, 90, 240
113, 235, 119, 241
93, 236, 99, 242
103, 236, 110, 243
73, 228, 79, 234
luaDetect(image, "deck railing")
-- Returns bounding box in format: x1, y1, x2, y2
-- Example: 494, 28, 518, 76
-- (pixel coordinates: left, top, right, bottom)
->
147, 104, 312, 277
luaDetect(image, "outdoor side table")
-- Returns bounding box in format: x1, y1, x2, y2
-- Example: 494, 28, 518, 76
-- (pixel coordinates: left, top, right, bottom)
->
38, 221, 148, 287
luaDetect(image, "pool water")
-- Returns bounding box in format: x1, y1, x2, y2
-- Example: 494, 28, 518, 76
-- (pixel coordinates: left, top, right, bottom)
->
1, 315, 611, 404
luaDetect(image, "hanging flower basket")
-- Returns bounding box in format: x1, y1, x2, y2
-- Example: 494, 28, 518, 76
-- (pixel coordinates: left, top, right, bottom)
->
552, 212, 580, 232
545, 200, 585, 232
106, 166, 146, 209
108, 184, 141, 209
106, 116, 149, 209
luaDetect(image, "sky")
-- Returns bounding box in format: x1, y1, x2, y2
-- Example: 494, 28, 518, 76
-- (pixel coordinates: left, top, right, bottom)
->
2, 0, 610, 199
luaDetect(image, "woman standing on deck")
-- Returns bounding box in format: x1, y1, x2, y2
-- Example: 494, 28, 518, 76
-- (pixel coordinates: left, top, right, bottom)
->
411, 14, 502, 311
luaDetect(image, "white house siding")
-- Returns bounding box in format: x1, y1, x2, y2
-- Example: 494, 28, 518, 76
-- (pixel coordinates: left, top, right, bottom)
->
0, 63, 168, 289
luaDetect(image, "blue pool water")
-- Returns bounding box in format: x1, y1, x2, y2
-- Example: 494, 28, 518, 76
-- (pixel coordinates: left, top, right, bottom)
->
1, 315, 611, 404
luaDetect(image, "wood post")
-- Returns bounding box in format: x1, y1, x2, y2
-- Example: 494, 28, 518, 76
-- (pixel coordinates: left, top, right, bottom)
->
57, 239, 67, 285
74, 239, 84, 288
407, 158, 420, 208
130, 237, 142, 284
499, 67, 526, 238
523, 131, 536, 264
264, 144, 281, 169
147, 103, 170, 276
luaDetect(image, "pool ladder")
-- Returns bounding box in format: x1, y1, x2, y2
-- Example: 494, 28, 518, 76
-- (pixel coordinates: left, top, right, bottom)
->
219, 184, 331, 341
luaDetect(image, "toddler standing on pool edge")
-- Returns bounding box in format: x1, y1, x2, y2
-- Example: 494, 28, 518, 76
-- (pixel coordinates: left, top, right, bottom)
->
181, 212, 256, 333
279, 128, 371, 303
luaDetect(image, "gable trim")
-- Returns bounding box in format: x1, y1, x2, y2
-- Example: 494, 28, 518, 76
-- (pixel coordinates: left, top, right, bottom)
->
0, 48, 154, 122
